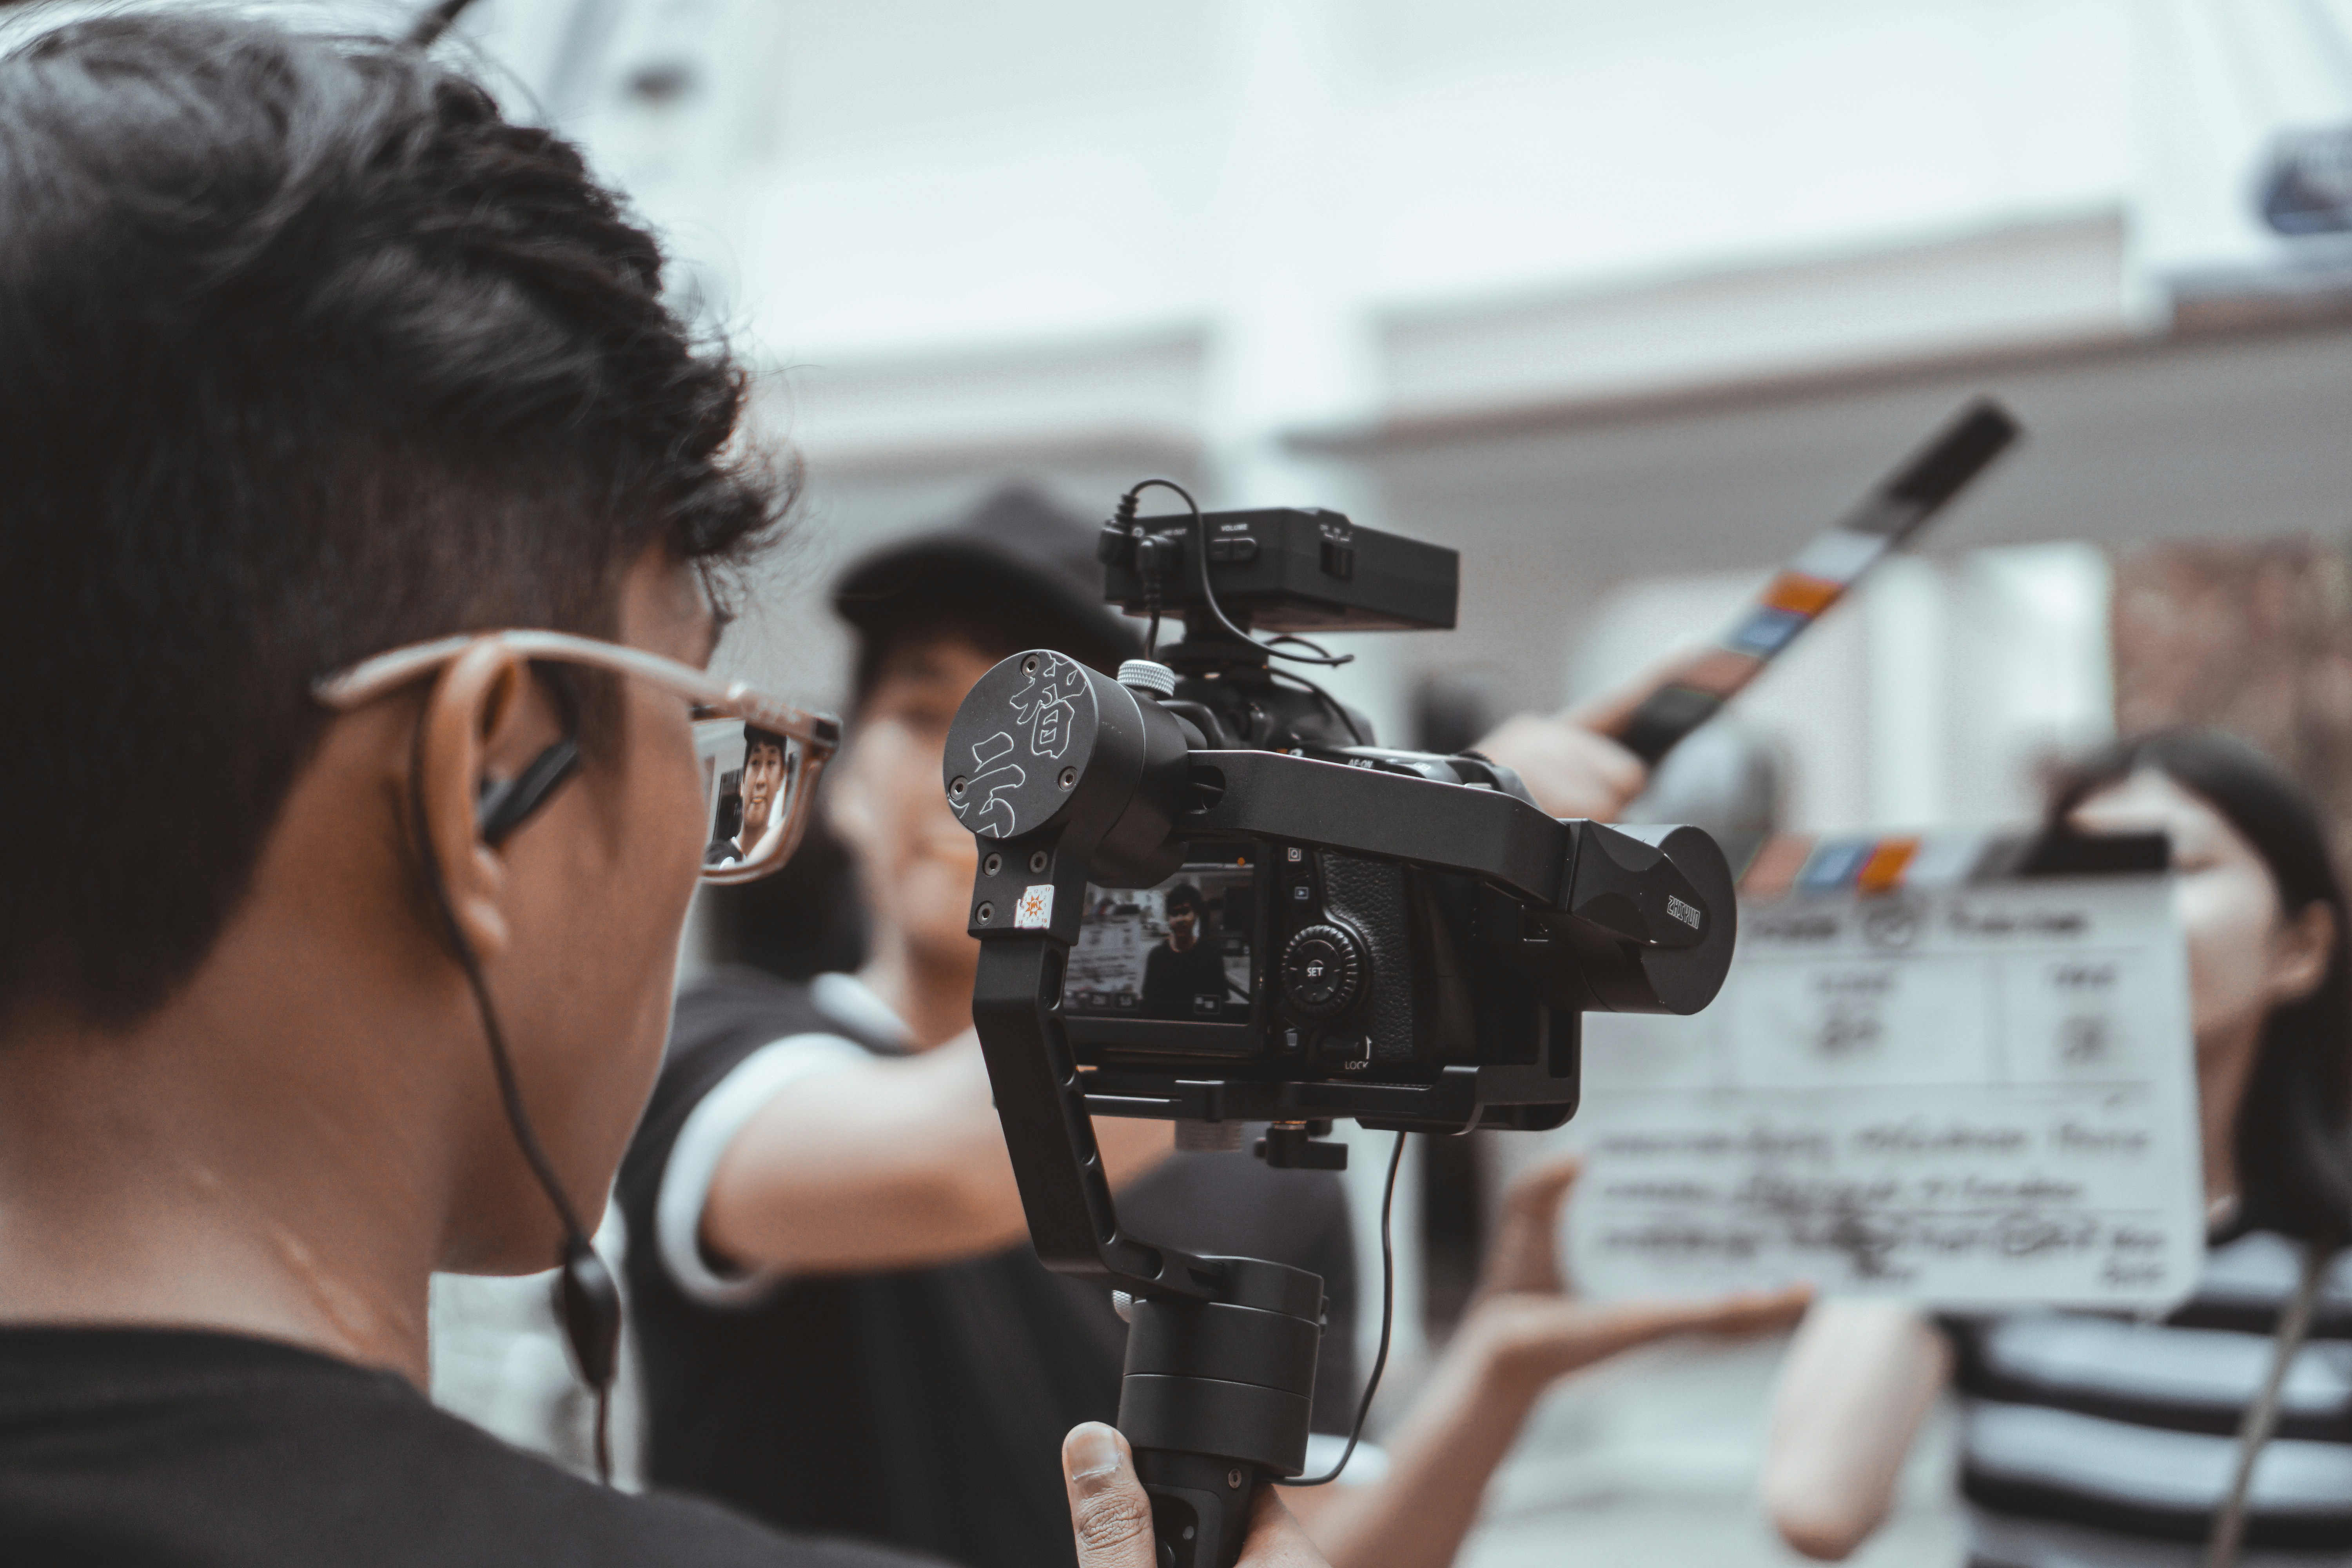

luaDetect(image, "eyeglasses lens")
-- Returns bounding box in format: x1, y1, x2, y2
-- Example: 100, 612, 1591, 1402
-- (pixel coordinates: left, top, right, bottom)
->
693, 718, 806, 881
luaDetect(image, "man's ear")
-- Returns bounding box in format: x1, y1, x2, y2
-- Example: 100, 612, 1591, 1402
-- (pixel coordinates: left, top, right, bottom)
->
2269, 900, 2339, 1008
415, 641, 537, 961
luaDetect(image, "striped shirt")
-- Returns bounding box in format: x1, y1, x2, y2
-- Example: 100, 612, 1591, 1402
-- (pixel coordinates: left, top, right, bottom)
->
1949, 1231, 2352, 1568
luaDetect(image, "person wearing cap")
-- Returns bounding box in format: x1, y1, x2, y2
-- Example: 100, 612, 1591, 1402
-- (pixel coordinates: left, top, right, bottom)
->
618, 488, 1354, 1568
615, 486, 1804, 1568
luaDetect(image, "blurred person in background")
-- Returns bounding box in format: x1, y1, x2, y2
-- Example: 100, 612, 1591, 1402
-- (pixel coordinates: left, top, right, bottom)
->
620, 487, 1807, 1568
617, 488, 1211, 1568
1764, 730, 2352, 1567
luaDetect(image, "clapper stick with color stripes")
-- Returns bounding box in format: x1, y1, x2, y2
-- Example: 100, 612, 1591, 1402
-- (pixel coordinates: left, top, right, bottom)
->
1611, 397, 2024, 766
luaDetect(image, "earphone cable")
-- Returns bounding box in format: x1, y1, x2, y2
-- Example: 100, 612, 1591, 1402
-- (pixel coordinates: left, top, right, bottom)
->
404, 712, 614, 1482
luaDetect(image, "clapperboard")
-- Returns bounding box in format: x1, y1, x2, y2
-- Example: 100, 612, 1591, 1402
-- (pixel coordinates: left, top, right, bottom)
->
1563, 827, 2205, 1310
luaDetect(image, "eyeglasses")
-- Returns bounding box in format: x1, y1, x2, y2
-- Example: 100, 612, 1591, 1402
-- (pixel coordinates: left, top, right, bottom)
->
314, 629, 840, 886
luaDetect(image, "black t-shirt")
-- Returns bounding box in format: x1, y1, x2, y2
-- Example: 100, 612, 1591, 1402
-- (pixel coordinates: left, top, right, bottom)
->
1140, 939, 1229, 1020
617, 968, 1357, 1568
0, 1324, 933, 1568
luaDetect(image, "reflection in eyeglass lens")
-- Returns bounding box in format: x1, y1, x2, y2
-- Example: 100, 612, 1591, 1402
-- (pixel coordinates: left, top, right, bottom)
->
703, 723, 794, 870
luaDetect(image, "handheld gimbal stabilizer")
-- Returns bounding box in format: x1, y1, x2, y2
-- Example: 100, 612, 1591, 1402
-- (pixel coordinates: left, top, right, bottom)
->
942, 492, 1740, 1568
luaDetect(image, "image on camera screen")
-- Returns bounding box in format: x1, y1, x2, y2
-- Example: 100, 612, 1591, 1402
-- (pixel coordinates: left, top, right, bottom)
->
1064, 864, 1255, 1023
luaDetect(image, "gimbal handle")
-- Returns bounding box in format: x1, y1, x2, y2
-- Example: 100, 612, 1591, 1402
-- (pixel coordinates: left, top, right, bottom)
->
949, 650, 1331, 1568
974, 934, 1322, 1568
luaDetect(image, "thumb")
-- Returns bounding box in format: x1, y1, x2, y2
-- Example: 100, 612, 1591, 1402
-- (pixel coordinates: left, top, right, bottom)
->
1481, 1153, 1580, 1296
1064, 1423, 1158, 1568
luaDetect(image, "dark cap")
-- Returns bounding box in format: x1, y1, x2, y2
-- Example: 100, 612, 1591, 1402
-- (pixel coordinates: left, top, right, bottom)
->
832, 484, 1142, 687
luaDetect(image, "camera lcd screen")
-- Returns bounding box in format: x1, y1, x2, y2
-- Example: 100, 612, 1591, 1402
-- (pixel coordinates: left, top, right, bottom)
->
1065, 861, 1257, 1023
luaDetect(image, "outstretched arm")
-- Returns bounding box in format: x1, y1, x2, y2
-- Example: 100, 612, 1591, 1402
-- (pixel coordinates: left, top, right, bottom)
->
1288, 1154, 1809, 1568
1471, 676, 1657, 822
702, 1031, 1172, 1276
1761, 1301, 1950, 1560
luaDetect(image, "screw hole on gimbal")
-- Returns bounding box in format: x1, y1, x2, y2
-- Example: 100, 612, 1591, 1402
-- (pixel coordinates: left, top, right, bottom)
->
982, 852, 1002, 875
949, 775, 967, 797
1058, 767, 1076, 789
975, 902, 994, 924
1028, 850, 1049, 873
1021, 654, 1040, 673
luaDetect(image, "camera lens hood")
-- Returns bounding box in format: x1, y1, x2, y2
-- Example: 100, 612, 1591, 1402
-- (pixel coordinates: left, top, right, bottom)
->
1552, 821, 1738, 1015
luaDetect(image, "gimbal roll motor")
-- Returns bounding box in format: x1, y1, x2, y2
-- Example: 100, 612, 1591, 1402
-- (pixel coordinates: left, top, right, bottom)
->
944, 498, 1737, 1568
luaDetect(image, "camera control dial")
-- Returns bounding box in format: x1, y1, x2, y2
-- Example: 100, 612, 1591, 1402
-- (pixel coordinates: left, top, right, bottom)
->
1280, 924, 1364, 1018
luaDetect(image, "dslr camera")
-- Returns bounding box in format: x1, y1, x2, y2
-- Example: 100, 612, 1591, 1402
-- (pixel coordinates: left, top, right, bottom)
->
941, 490, 1735, 1568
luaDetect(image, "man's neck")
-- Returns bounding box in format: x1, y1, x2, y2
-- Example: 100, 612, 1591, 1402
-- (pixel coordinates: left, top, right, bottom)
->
0, 973, 454, 1386
856, 931, 977, 1051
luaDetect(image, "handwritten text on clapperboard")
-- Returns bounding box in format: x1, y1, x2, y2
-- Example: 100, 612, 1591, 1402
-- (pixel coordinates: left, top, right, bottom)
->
1564, 876, 2203, 1309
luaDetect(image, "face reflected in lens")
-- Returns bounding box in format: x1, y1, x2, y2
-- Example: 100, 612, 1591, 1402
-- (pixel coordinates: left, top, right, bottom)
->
695, 718, 805, 873
740, 741, 786, 836
693, 711, 830, 883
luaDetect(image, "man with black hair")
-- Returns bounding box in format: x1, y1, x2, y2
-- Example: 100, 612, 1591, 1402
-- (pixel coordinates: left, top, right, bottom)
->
709, 726, 791, 866
1140, 883, 1230, 1020
0, 16, 1320, 1568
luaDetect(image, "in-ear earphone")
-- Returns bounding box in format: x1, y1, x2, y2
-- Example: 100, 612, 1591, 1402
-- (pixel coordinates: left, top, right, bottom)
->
408, 693, 619, 1482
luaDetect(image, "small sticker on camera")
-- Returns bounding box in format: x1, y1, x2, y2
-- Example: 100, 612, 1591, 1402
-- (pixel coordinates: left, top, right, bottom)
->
1666, 895, 1702, 930
1016, 885, 1055, 929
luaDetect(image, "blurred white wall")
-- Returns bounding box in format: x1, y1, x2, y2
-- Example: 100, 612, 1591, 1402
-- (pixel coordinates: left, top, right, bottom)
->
474, 0, 2145, 460
2139, 0, 2352, 288
414, 0, 2161, 733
